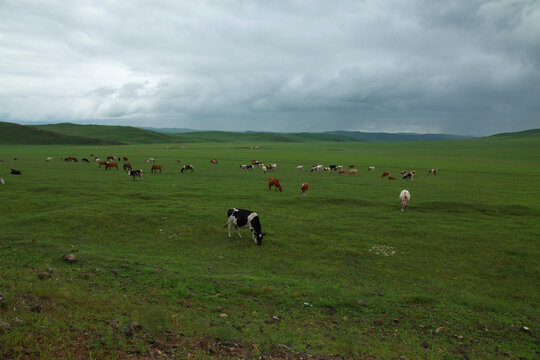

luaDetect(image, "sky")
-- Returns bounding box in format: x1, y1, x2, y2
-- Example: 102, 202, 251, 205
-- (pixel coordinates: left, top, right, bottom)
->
1, 0, 539, 135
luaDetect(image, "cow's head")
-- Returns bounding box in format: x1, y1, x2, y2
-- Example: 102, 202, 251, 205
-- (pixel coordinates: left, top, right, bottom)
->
252, 231, 265, 246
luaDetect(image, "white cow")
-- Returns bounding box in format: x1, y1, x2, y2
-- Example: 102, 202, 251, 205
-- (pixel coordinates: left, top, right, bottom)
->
46, 157, 53, 162
400, 190, 411, 211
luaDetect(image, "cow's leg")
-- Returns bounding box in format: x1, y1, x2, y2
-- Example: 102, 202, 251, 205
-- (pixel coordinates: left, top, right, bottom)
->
228, 221, 232, 238
236, 225, 242, 238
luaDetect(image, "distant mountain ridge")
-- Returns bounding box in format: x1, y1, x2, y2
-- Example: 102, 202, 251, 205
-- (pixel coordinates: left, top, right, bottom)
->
1, 121, 537, 145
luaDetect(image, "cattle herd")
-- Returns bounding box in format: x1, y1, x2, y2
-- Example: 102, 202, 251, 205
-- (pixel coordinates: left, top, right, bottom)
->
0, 154, 439, 246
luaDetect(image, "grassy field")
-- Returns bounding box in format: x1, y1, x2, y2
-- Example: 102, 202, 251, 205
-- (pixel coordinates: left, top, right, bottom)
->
0, 136, 539, 359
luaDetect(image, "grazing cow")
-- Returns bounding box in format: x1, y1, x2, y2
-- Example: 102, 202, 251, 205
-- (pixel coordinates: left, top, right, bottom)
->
400, 190, 411, 211
82, 158, 90, 163
128, 169, 143, 180
368, 166, 375, 171
151, 164, 163, 173
349, 164, 355, 168
347, 169, 358, 175
90, 153, 96, 157
46, 157, 53, 162
107, 156, 114, 161
94, 158, 101, 162
338, 169, 346, 174
105, 162, 119, 171
146, 158, 155, 163
329, 165, 337, 171
0, 177, 4, 184
181, 164, 194, 173
98, 161, 108, 168
311, 164, 323, 172
123, 156, 128, 161
336, 165, 344, 171
176, 159, 181, 164
10, 169, 22, 175
240, 164, 253, 171
324, 167, 330, 172
388, 176, 397, 180
429, 168, 438, 175
63, 156, 77, 162
251, 159, 258, 165
227, 208, 265, 245
123, 163, 132, 171
268, 177, 282, 192
381, 171, 390, 177
210, 158, 218, 164
300, 182, 308, 195
402, 172, 415, 181
296, 165, 304, 170
261, 165, 268, 173
400, 170, 408, 175
266, 164, 275, 171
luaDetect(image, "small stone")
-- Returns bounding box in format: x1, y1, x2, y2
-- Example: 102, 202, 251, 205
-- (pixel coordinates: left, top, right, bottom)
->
435, 327, 445, 334
63, 254, 76, 263
216, 306, 223, 312
111, 269, 120, 275
28, 303, 41, 313
272, 316, 280, 322
0, 319, 11, 332
357, 299, 366, 306
520, 326, 530, 333
123, 325, 133, 337
421, 341, 429, 349
37, 272, 50, 280
399, 356, 407, 360
15, 316, 24, 324
131, 321, 142, 330
374, 319, 383, 325
219, 313, 228, 318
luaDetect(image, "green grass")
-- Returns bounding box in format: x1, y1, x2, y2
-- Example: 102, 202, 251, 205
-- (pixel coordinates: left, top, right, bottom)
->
0, 136, 539, 359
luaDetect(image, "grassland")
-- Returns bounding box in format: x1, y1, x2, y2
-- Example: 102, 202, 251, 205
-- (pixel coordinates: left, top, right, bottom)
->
0, 135, 539, 359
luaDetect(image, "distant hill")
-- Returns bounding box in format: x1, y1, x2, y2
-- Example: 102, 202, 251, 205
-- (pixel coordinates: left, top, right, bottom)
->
173, 131, 357, 143
324, 130, 473, 142
0, 122, 119, 145
141, 127, 198, 133
488, 128, 540, 139
35, 123, 179, 144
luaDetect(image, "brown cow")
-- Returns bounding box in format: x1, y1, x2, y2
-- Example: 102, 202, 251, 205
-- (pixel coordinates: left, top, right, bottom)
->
381, 171, 390, 177
300, 182, 308, 195
98, 161, 108, 168
347, 169, 358, 175
151, 164, 162, 173
123, 156, 128, 161
123, 163, 132, 171
429, 168, 438, 175
105, 162, 119, 171
176, 159, 182, 164
107, 155, 114, 161
338, 169, 346, 174
210, 158, 218, 164
268, 177, 282, 192
388, 176, 397, 180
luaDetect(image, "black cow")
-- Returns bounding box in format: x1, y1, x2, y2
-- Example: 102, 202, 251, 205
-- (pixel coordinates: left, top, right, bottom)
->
128, 169, 143, 180
227, 208, 265, 245
329, 165, 337, 171
10, 169, 22, 175
240, 164, 253, 171
82, 158, 90, 163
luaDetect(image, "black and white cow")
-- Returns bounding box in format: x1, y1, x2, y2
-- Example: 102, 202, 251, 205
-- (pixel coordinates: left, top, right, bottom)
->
240, 164, 254, 171
128, 169, 143, 180
227, 208, 265, 245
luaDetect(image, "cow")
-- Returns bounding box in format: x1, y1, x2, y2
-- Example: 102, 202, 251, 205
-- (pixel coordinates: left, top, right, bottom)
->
181, 165, 194, 173
349, 164, 355, 168
268, 177, 282, 192
347, 169, 358, 175
338, 169, 346, 174
146, 158, 155, 163
227, 208, 265, 245
82, 158, 90, 163
10, 169, 22, 175
123, 163, 132, 171
107, 156, 114, 161
105, 162, 119, 171
240, 164, 253, 171
151, 164, 162, 173
429, 168, 438, 175
388, 176, 397, 180
311, 164, 323, 172
123, 156, 128, 162
296, 165, 304, 171
266, 164, 275, 171
46, 157, 53, 162
402, 172, 415, 181
381, 171, 390, 177
329, 165, 337, 171
128, 169, 143, 180
368, 166, 375, 171
400, 190, 411, 211
336, 166, 344, 171
261, 165, 268, 173
94, 158, 101, 162
210, 158, 218, 164
176, 159, 182, 164
0, 177, 4, 184
324, 167, 330, 171
98, 161, 108, 168
300, 182, 308, 195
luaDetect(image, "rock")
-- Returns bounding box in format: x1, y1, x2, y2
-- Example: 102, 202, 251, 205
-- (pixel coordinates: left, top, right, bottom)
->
520, 326, 530, 333
15, 316, 24, 324
111, 269, 120, 275
219, 313, 228, 318
28, 303, 41, 313
399, 356, 407, 360
63, 254, 76, 263
435, 327, 445, 334
357, 299, 366, 306
0, 319, 11, 332
37, 272, 50, 280
374, 319, 383, 325
131, 321, 142, 330
123, 325, 133, 338
421, 341, 429, 349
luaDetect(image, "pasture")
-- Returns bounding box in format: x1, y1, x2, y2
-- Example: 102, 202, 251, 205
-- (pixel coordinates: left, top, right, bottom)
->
0, 137, 539, 359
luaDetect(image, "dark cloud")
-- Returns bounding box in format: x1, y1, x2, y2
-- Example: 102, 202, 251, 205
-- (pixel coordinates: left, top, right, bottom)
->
1, 0, 539, 135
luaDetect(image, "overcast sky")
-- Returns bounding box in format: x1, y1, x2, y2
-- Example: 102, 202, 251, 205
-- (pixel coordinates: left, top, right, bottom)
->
1, 1, 539, 135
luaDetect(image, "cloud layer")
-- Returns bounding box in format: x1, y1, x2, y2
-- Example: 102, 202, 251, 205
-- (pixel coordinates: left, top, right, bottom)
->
1, 0, 539, 135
